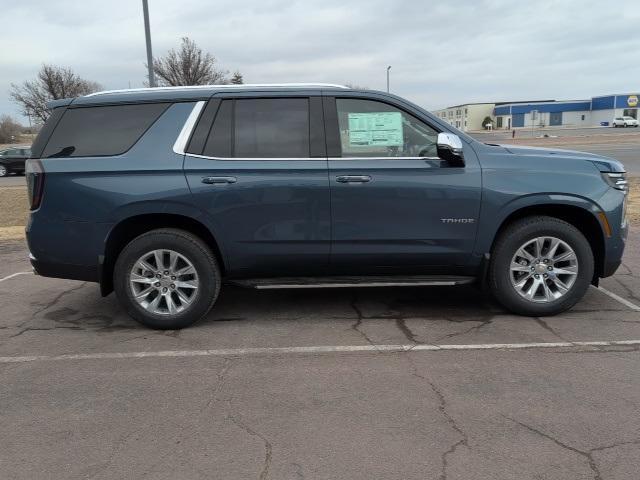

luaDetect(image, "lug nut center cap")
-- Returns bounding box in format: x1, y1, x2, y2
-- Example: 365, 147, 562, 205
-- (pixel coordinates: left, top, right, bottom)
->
534, 264, 548, 275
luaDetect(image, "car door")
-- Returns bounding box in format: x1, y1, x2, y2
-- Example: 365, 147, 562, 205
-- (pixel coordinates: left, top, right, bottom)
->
4, 149, 23, 171
14, 149, 28, 171
183, 93, 330, 276
324, 94, 482, 272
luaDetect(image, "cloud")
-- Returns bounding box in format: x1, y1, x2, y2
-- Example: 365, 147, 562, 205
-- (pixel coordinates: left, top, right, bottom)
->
1, 0, 639, 122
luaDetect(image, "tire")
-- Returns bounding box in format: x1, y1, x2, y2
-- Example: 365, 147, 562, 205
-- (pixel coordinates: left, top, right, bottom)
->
114, 228, 221, 329
0, 165, 7, 177
488, 216, 594, 316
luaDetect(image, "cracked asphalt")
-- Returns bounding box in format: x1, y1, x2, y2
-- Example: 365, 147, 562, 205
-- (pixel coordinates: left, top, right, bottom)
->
1, 229, 639, 479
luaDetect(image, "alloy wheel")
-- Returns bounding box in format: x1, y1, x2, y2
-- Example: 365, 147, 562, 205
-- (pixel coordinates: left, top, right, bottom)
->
129, 249, 199, 315
509, 236, 579, 303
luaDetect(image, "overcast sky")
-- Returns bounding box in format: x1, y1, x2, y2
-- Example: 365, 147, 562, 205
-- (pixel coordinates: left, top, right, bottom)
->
2, 0, 639, 122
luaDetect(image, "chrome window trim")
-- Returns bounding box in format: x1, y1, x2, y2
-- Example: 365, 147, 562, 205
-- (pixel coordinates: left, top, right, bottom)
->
186, 153, 315, 161
336, 156, 441, 161
172, 101, 206, 155
185, 153, 441, 161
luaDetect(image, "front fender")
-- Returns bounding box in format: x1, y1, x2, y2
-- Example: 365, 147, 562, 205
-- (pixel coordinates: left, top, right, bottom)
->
475, 193, 605, 256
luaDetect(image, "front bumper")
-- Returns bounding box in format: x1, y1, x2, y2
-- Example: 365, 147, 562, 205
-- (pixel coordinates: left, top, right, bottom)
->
601, 221, 628, 278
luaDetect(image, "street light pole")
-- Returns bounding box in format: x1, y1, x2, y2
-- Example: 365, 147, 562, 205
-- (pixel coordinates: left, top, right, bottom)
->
142, 0, 156, 88
386, 66, 391, 93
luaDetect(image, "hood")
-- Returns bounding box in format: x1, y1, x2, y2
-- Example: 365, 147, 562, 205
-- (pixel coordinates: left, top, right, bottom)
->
495, 144, 626, 173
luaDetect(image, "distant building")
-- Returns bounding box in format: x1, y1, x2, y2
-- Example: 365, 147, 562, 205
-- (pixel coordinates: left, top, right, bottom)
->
432, 103, 495, 132
433, 93, 640, 131
493, 99, 592, 129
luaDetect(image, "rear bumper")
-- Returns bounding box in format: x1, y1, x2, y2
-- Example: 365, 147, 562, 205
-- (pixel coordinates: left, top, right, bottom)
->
26, 215, 109, 284
30, 254, 99, 282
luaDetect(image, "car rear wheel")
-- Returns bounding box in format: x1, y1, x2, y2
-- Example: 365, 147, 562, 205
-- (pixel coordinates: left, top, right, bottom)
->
488, 216, 594, 316
114, 228, 221, 329
0, 165, 7, 177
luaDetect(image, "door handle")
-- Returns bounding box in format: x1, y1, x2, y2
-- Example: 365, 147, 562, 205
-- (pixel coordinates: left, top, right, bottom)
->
201, 176, 237, 185
336, 175, 372, 183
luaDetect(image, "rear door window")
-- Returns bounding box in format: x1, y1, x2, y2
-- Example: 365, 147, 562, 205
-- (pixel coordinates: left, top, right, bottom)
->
202, 100, 233, 158
193, 97, 321, 159
42, 103, 169, 158
234, 98, 310, 158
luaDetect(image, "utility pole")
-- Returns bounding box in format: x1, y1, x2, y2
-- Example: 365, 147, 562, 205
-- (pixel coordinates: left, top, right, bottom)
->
142, 0, 156, 87
386, 66, 391, 93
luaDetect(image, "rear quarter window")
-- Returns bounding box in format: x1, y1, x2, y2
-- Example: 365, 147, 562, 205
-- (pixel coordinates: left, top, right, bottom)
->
42, 103, 169, 158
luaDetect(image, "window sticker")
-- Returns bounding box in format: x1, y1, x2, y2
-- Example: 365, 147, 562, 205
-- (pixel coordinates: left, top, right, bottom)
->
347, 112, 403, 147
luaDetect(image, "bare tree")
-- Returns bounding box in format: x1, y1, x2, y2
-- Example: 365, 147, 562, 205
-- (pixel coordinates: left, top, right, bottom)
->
0, 115, 24, 144
230, 71, 244, 85
152, 37, 236, 86
10, 65, 101, 123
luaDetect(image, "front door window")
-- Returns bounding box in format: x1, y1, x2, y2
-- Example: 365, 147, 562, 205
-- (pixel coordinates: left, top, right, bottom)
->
336, 98, 438, 158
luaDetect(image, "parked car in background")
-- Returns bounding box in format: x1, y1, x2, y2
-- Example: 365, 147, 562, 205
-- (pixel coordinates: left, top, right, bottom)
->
0, 146, 31, 176
612, 116, 639, 127
25, 84, 628, 329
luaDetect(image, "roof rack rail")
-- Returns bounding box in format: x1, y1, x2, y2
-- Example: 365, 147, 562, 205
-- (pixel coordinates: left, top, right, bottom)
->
85, 83, 350, 97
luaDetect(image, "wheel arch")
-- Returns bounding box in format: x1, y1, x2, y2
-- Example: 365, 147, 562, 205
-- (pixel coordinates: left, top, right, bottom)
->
488, 203, 605, 283
100, 213, 226, 296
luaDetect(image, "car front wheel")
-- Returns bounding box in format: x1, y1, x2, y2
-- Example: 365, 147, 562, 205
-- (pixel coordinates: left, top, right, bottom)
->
114, 228, 221, 329
489, 216, 594, 316
0, 165, 7, 177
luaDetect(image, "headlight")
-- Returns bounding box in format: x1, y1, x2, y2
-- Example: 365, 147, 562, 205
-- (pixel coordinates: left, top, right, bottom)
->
601, 172, 628, 192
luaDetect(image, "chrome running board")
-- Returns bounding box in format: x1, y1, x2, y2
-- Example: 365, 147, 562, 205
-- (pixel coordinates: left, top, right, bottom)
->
228, 275, 476, 290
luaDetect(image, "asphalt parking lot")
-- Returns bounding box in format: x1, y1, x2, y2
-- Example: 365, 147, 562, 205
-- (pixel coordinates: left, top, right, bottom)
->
1, 228, 639, 479
0, 175, 25, 187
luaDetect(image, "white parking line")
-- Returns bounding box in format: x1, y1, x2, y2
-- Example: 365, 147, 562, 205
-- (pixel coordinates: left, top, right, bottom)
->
1, 340, 639, 364
596, 286, 640, 312
0, 271, 33, 283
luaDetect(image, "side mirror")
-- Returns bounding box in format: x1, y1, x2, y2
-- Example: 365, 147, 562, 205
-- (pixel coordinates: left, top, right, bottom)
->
437, 133, 465, 167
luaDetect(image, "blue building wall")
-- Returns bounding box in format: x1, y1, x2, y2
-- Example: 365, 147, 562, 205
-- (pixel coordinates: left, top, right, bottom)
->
512, 113, 524, 127
491, 93, 638, 127
592, 96, 615, 110
512, 102, 590, 114
495, 102, 590, 116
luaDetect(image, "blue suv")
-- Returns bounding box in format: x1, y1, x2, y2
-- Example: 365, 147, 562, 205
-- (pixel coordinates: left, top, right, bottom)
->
26, 84, 628, 329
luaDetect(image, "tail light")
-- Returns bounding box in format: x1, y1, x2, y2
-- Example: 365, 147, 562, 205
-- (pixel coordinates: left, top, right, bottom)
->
26, 159, 45, 210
